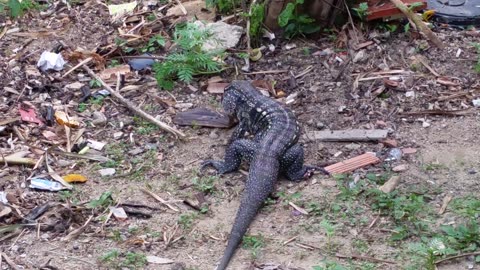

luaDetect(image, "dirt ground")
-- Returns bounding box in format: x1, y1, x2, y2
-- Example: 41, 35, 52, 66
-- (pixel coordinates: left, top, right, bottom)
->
1, 1, 480, 270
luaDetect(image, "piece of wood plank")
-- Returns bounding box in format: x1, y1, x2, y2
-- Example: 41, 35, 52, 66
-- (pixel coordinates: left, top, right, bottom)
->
173, 108, 235, 128
303, 129, 388, 142
325, 153, 380, 174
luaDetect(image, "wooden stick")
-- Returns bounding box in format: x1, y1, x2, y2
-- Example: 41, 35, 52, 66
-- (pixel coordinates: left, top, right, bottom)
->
336, 253, 396, 264
0, 156, 36, 166
62, 57, 92, 78
389, 0, 445, 49
141, 188, 179, 212
0, 252, 18, 270
82, 66, 185, 138
435, 251, 480, 265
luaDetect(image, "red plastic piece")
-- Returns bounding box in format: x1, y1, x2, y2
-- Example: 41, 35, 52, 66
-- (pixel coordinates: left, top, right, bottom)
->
356, 0, 428, 21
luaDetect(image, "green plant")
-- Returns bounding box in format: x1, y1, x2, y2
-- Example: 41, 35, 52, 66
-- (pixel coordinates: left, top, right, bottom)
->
405, 238, 454, 270
114, 37, 134, 54
100, 249, 120, 264
89, 79, 102, 88
278, 0, 320, 39
142, 35, 165, 53
178, 212, 197, 230
320, 219, 337, 252
441, 220, 480, 252
472, 43, 480, 73
352, 2, 369, 21
153, 22, 224, 90
451, 195, 480, 219
122, 252, 147, 269
249, 3, 265, 40
242, 234, 264, 258
205, 0, 236, 14
313, 261, 348, 270
192, 175, 218, 193
108, 60, 120, 67
87, 191, 114, 211
78, 103, 87, 112
367, 189, 433, 240
0, 0, 42, 18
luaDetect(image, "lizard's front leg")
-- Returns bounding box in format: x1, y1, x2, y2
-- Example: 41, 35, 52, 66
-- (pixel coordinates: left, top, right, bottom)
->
201, 139, 257, 174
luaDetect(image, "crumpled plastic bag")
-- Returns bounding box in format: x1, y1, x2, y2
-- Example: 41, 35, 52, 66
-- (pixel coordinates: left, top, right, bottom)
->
37, 51, 66, 71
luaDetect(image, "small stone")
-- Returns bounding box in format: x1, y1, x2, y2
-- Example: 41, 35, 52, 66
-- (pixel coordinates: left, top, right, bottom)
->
382, 139, 398, 148
315, 122, 325, 130
92, 111, 107, 126
393, 164, 408, 172
113, 132, 123, 139
65, 82, 84, 90
99, 168, 116, 176
128, 148, 144, 155
472, 99, 480, 107
306, 119, 314, 126
209, 130, 219, 139
467, 169, 477, 174
376, 120, 387, 128
174, 103, 193, 110
145, 143, 157, 150
338, 105, 347, 113
405, 91, 415, 98
344, 143, 361, 150
422, 121, 431, 128
353, 50, 366, 63
402, 147, 417, 154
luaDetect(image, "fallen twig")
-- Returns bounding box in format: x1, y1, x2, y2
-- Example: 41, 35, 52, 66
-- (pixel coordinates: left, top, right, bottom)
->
242, 70, 289, 75
435, 251, 480, 265
62, 215, 93, 241
336, 253, 396, 264
400, 109, 473, 116
415, 55, 440, 77
62, 57, 92, 78
0, 252, 18, 270
389, 0, 445, 49
141, 188, 179, 212
82, 66, 185, 138
0, 155, 36, 166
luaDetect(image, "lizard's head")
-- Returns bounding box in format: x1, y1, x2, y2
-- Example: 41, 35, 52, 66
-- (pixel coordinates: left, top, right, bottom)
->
222, 81, 244, 116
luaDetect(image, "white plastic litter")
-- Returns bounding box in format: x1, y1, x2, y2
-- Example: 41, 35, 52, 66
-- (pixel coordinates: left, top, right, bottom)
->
37, 51, 66, 71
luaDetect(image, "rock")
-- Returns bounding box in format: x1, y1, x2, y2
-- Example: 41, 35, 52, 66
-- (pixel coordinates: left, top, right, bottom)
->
315, 121, 325, 130
402, 147, 417, 154
92, 111, 107, 126
113, 132, 123, 139
353, 50, 366, 63
194, 21, 244, 52
128, 148, 144, 155
99, 168, 116, 176
65, 82, 84, 90
174, 103, 194, 110
382, 139, 398, 148
344, 143, 361, 150
467, 169, 477, 174
375, 120, 387, 128
209, 130, 219, 139
393, 164, 408, 172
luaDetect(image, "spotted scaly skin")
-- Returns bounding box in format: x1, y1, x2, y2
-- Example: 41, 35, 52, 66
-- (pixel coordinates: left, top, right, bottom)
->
202, 80, 324, 270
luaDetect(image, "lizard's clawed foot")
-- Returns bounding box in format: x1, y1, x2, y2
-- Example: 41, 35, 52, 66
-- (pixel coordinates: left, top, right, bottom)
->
200, 160, 227, 174
303, 165, 329, 179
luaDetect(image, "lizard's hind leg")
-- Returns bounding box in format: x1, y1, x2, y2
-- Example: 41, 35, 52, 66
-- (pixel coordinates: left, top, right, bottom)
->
201, 139, 257, 175
280, 144, 326, 181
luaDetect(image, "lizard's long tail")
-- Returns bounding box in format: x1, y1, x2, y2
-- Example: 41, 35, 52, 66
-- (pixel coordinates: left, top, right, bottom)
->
216, 159, 279, 270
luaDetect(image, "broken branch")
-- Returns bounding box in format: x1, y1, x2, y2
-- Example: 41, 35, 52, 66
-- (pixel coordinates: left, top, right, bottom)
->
82, 65, 185, 138
389, 0, 445, 49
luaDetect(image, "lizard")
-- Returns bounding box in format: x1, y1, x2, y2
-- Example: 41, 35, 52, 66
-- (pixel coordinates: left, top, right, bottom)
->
201, 80, 326, 270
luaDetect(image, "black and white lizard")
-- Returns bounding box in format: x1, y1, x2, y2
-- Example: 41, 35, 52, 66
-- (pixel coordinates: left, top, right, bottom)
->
201, 80, 326, 270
